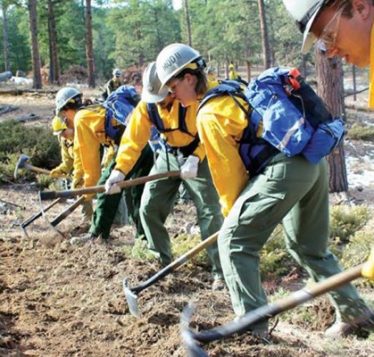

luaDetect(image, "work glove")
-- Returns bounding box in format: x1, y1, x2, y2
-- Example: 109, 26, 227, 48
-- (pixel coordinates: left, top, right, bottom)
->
105, 169, 125, 195
180, 155, 199, 179
362, 248, 374, 280
50, 167, 67, 178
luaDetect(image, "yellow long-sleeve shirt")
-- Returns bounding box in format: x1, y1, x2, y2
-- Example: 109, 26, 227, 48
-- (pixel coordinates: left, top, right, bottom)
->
56, 137, 74, 174
73, 105, 116, 188
197, 95, 251, 217
115, 100, 205, 175
369, 24, 374, 108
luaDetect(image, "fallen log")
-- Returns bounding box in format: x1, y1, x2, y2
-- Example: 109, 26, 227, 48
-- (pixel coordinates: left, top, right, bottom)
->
0, 71, 12, 82
0, 88, 58, 96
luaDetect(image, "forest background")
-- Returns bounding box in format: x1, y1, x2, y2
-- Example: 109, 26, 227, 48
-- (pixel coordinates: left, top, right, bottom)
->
1, 0, 365, 86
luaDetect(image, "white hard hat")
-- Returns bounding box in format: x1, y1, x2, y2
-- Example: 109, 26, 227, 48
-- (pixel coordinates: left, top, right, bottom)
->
113, 68, 122, 77
156, 43, 205, 86
55, 87, 82, 114
141, 62, 169, 103
283, 0, 325, 53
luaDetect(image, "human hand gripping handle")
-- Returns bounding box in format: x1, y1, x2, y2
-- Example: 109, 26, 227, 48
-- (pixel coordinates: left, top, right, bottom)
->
362, 248, 374, 280
49, 167, 66, 178
105, 169, 125, 195
180, 155, 199, 179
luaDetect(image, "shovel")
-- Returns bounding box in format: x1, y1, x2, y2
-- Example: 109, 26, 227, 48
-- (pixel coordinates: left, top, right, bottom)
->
123, 231, 219, 317
181, 263, 366, 357
39, 170, 180, 200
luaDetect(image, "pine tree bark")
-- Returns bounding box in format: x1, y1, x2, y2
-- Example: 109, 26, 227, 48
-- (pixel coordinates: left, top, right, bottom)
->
47, 0, 60, 84
315, 51, 348, 192
28, 0, 42, 89
85, 0, 95, 88
183, 0, 192, 46
257, 0, 271, 69
2, 1, 10, 71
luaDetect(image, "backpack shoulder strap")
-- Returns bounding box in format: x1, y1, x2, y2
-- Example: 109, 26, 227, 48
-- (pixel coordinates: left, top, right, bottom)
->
177, 104, 189, 135
147, 103, 165, 132
199, 80, 249, 114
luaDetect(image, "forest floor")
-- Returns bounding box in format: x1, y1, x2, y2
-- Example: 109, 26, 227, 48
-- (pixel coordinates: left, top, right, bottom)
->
1, 84, 374, 356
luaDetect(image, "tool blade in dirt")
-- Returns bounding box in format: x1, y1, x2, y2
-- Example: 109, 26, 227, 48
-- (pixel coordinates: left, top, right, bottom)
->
20, 198, 61, 237
38, 191, 66, 239
180, 264, 363, 353
181, 304, 208, 357
123, 279, 140, 317
123, 232, 219, 318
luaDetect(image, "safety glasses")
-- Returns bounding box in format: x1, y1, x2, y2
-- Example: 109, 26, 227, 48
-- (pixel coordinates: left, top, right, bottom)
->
315, 4, 347, 53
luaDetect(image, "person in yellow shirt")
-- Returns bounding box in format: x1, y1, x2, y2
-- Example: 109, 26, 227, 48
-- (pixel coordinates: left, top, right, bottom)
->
49, 116, 75, 179
206, 66, 219, 87
155, 43, 374, 338
54, 86, 153, 245
228, 62, 238, 80
49, 116, 93, 224
104, 62, 224, 289
283, 0, 374, 108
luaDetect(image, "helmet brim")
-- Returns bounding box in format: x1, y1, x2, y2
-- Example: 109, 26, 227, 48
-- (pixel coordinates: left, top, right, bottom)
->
301, 5, 323, 54
141, 86, 169, 104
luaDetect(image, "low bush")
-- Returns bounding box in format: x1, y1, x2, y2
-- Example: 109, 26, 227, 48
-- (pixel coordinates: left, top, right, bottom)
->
0, 119, 60, 182
330, 205, 370, 244
347, 124, 374, 141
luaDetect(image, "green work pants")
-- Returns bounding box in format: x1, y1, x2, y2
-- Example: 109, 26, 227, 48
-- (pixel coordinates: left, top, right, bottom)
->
219, 154, 370, 331
139, 151, 223, 278
90, 144, 154, 239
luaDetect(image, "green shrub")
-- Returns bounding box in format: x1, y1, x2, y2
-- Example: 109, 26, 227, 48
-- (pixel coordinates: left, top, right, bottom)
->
330, 205, 370, 243
260, 225, 292, 279
172, 234, 209, 267
340, 230, 374, 287
347, 124, 374, 141
0, 120, 61, 182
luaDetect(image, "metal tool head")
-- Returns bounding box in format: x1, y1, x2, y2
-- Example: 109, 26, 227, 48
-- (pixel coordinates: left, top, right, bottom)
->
123, 278, 140, 317
37, 191, 65, 239
181, 304, 208, 357
14, 154, 30, 179
20, 223, 31, 239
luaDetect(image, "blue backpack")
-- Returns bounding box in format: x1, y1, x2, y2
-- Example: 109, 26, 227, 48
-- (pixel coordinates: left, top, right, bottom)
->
103, 85, 140, 144
199, 67, 345, 175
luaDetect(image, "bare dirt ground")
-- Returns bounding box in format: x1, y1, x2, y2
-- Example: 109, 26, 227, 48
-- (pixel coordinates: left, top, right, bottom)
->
1, 86, 374, 356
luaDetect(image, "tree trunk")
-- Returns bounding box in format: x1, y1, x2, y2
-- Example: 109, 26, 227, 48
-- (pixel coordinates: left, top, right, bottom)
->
47, 0, 60, 84
85, 0, 95, 88
301, 55, 307, 78
183, 0, 192, 46
246, 60, 251, 82
352, 65, 357, 101
257, 0, 271, 69
28, 0, 42, 89
2, 2, 10, 72
315, 51, 348, 192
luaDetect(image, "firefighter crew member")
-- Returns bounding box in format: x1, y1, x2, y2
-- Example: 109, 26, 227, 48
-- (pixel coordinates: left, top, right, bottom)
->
54, 87, 153, 245
104, 62, 225, 290
283, 0, 374, 108
50, 115, 93, 224
155, 43, 374, 338
103, 68, 124, 100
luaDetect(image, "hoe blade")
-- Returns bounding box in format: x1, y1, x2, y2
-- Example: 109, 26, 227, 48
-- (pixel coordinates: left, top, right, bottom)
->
123, 278, 140, 317
181, 304, 208, 357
